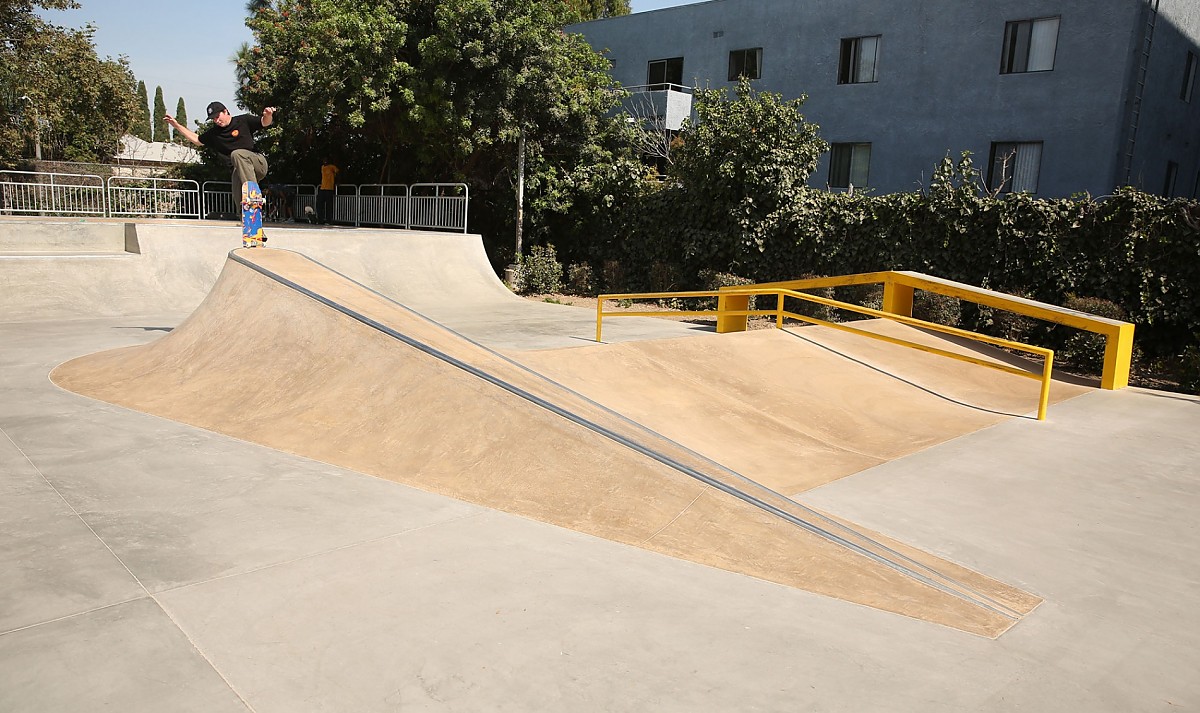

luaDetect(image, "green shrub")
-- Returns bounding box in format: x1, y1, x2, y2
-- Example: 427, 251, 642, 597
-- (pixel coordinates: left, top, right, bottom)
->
601, 259, 625, 293
521, 244, 563, 295
1056, 295, 1128, 373
698, 269, 756, 311
1178, 342, 1200, 394
913, 291, 962, 327
649, 262, 681, 292
565, 262, 595, 296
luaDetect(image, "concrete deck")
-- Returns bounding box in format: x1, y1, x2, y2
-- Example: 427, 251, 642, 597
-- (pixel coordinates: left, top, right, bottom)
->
1, 220, 1198, 710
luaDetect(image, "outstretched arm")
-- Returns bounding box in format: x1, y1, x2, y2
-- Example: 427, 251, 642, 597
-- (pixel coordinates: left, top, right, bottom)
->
261, 106, 277, 127
164, 114, 201, 146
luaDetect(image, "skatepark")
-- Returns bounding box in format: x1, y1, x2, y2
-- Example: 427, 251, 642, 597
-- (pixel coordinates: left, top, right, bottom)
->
2, 217, 1198, 711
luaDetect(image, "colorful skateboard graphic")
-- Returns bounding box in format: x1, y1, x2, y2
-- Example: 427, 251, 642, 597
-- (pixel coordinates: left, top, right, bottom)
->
241, 180, 267, 248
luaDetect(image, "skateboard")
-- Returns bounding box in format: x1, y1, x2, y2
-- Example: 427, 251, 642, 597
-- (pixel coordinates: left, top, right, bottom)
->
241, 180, 267, 248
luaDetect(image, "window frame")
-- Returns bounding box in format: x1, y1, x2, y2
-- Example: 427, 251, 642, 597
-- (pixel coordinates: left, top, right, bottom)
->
838, 36, 881, 84
1000, 16, 1060, 74
1163, 161, 1179, 197
988, 141, 1044, 194
1182, 51, 1197, 102
829, 142, 872, 189
728, 47, 763, 81
647, 57, 684, 90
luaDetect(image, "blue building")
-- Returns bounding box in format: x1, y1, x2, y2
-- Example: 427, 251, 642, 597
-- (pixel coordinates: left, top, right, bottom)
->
569, 0, 1200, 198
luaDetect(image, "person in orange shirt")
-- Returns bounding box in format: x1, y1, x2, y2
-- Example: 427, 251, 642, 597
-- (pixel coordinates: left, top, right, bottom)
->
317, 158, 339, 225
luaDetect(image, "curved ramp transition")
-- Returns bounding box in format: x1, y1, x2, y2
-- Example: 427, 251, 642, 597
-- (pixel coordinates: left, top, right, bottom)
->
52, 248, 1041, 637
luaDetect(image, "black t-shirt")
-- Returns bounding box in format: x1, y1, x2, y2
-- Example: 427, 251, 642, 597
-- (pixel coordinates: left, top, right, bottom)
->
199, 114, 263, 156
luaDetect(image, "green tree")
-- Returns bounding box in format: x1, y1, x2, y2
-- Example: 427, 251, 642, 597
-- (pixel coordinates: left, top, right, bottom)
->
152, 85, 166, 142
4, 1, 64, 163
563, 0, 631, 22
667, 78, 827, 271
0, 1, 137, 164
173, 97, 188, 142
133, 80, 152, 141
237, 0, 631, 251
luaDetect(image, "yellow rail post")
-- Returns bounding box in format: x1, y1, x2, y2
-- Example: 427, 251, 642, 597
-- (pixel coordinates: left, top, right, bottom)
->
882, 277, 914, 317
716, 292, 750, 333
1102, 323, 1135, 390
1038, 350, 1054, 421
596, 297, 604, 343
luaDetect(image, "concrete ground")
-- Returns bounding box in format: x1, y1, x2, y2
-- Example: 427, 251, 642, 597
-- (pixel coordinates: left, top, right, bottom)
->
1, 220, 1198, 711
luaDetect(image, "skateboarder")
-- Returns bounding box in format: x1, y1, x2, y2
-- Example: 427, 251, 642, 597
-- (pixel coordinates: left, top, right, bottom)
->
164, 102, 277, 210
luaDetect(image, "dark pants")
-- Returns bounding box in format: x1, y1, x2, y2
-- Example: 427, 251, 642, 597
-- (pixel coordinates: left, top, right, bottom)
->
231, 149, 269, 206
316, 189, 335, 224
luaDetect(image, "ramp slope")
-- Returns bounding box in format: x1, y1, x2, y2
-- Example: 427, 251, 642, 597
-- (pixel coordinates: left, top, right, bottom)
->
52, 249, 1040, 637
518, 323, 1090, 495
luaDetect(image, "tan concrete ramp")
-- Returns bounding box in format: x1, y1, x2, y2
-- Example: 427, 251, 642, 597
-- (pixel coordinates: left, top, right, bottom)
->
518, 323, 1090, 495
51, 248, 1040, 637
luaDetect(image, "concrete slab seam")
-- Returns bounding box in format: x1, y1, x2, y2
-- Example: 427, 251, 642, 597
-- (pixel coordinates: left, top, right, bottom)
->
0, 425, 151, 595
0, 595, 147, 639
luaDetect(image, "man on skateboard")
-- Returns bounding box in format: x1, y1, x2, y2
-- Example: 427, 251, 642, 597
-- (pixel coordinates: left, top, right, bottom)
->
164, 102, 277, 242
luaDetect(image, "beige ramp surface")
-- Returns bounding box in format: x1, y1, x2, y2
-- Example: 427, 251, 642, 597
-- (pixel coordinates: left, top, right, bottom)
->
52, 248, 1040, 637
517, 324, 1089, 495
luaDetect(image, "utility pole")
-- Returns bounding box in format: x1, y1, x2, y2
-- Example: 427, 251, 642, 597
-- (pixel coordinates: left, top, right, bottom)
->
19, 96, 41, 161
515, 132, 525, 258
505, 132, 526, 291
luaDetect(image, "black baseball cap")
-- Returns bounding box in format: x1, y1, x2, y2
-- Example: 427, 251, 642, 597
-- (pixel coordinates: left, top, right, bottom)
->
206, 101, 227, 120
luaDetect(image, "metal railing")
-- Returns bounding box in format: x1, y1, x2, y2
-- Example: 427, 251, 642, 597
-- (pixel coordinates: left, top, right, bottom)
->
201, 182, 317, 222
0, 170, 470, 232
409, 183, 469, 232
107, 177, 201, 218
0, 170, 107, 216
355, 184, 409, 227
719, 271, 1135, 391
595, 286, 1057, 421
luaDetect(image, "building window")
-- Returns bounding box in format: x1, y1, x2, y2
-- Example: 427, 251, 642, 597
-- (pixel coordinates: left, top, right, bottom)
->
988, 142, 1043, 194
838, 36, 880, 84
1000, 17, 1059, 73
728, 48, 762, 81
1182, 52, 1197, 102
648, 57, 683, 90
1163, 161, 1179, 197
829, 143, 871, 189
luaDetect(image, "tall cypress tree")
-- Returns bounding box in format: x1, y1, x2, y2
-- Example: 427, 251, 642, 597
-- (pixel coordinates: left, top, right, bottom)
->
174, 97, 188, 142
152, 86, 167, 143
133, 81, 152, 141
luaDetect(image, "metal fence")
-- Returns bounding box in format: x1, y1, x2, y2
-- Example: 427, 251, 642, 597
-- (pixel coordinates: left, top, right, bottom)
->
0, 171, 107, 216
0, 170, 470, 232
108, 177, 201, 219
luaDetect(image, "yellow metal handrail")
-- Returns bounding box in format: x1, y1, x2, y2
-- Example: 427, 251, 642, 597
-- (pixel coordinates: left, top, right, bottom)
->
717, 271, 1134, 390
595, 286, 1056, 420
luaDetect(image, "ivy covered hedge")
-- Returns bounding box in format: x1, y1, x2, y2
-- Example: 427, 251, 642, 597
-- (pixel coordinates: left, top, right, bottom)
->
582, 162, 1199, 380
518, 82, 1200, 389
